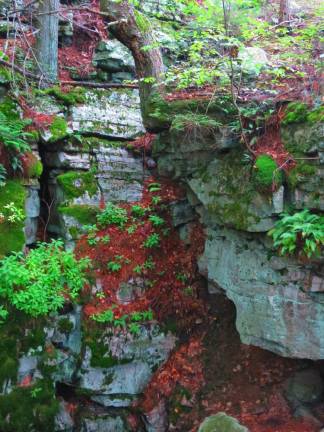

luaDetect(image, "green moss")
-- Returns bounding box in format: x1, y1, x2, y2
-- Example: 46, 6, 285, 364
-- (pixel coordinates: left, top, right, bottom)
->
0, 180, 26, 257
58, 204, 99, 225
0, 309, 46, 387
49, 117, 68, 142
38, 86, 86, 106
0, 379, 59, 432
80, 136, 124, 152
57, 318, 74, 334
200, 152, 259, 230
307, 105, 324, 123
134, 9, 151, 33
253, 154, 283, 189
287, 161, 316, 188
57, 171, 97, 199
282, 102, 308, 125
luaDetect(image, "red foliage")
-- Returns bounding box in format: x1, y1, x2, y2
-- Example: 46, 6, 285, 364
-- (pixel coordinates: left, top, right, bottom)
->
19, 96, 55, 129
140, 336, 205, 413
58, 0, 108, 79
128, 133, 156, 153
253, 111, 294, 169
76, 177, 205, 329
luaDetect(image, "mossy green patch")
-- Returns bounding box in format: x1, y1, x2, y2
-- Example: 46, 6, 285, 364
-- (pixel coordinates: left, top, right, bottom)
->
134, 9, 151, 33
253, 154, 283, 189
49, 116, 68, 142
0, 309, 46, 387
58, 204, 99, 225
0, 379, 59, 432
57, 171, 97, 199
0, 180, 26, 257
287, 161, 316, 188
197, 152, 258, 230
37, 86, 86, 106
80, 136, 124, 152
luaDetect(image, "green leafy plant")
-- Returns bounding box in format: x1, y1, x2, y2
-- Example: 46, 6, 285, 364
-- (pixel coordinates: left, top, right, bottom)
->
0, 202, 25, 224
90, 307, 153, 333
143, 233, 161, 248
97, 203, 128, 228
131, 204, 147, 218
151, 196, 162, 206
149, 214, 165, 227
127, 224, 137, 234
148, 182, 161, 192
107, 260, 122, 273
0, 240, 90, 318
268, 210, 324, 258
101, 235, 111, 244
87, 237, 98, 246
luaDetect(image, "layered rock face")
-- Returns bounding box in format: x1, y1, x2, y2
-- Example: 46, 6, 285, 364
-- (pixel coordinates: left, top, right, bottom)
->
153, 101, 324, 360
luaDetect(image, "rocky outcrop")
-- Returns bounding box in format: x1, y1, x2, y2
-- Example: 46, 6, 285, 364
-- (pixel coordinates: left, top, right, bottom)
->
153, 102, 324, 360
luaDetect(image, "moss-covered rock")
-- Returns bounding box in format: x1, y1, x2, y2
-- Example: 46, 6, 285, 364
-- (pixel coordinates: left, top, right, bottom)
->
58, 204, 99, 225
253, 154, 283, 190
49, 116, 68, 142
57, 171, 97, 200
198, 413, 249, 432
0, 180, 26, 257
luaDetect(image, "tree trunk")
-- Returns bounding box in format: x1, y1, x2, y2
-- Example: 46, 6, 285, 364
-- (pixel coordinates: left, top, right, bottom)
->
100, 0, 165, 130
36, 0, 59, 84
279, 0, 289, 22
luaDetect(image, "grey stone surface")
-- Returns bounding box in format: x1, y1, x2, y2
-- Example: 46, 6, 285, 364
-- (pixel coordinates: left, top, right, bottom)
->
93, 39, 135, 73
200, 225, 324, 359
238, 47, 268, 76
80, 416, 128, 432
198, 413, 249, 432
285, 369, 324, 405
78, 325, 176, 407
144, 400, 168, 432
71, 89, 144, 139
55, 401, 74, 432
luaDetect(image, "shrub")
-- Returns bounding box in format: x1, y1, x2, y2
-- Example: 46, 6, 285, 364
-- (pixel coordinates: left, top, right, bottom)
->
0, 240, 90, 318
268, 209, 324, 258
253, 154, 283, 189
97, 202, 128, 228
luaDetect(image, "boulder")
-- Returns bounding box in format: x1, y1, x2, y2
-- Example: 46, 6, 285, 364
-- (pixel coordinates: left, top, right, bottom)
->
285, 369, 324, 405
78, 325, 176, 407
198, 413, 249, 432
238, 47, 268, 76
93, 39, 135, 73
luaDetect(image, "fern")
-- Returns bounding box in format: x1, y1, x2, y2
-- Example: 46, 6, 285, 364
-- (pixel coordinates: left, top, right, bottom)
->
268, 210, 324, 258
